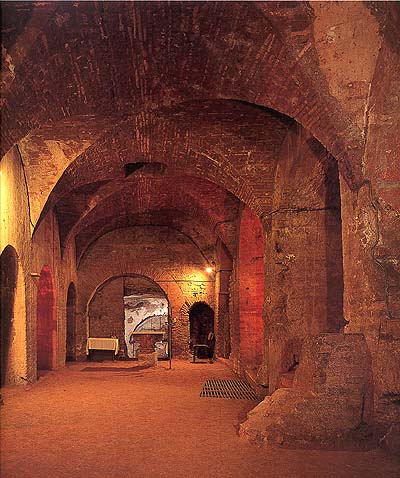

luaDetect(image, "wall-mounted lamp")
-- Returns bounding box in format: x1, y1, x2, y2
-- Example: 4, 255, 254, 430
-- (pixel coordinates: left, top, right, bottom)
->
205, 261, 216, 274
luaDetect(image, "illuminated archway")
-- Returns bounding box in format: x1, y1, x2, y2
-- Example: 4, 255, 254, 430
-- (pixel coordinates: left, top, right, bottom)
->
87, 274, 170, 359
37, 266, 56, 371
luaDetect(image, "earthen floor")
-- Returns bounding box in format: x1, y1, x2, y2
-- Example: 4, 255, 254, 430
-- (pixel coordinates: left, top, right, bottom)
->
1, 360, 399, 478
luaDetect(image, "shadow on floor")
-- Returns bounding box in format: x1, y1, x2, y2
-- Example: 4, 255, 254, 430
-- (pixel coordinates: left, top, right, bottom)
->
80, 365, 153, 372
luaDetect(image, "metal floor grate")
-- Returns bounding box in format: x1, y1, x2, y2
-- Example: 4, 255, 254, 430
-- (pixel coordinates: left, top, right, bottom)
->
200, 379, 259, 400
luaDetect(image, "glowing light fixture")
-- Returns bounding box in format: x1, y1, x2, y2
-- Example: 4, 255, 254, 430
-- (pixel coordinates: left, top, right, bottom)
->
205, 266, 213, 274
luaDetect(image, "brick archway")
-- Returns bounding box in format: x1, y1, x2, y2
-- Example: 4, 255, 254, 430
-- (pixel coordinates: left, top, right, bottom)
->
86, 274, 171, 359
179, 298, 216, 326
37, 266, 56, 371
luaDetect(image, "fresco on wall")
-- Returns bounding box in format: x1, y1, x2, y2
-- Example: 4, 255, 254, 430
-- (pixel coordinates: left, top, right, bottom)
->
123, 294, 168, 358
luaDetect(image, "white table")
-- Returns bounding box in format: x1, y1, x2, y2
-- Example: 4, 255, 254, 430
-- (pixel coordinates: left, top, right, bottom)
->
86, 337, 119, 356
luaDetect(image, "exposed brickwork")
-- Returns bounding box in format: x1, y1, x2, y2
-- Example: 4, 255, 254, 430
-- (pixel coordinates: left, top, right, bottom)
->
241, 334, 374, 448
214, 238, 233, 359
71, 172, 240, 264
265, 127, 344, 392
78, 226, 215, 358
0, 245, 27, 385
1, 2, 370, 187
238, 206, 264, 372
35, 101, 289, 234
338, 14, 400, 430
65, 282, 76, 361
88, 277, 125, 356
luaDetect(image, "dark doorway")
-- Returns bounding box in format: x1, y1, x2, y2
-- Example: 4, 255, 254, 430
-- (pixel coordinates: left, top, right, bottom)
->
37, 266, 56, 370
189, 302, 214, 358
1, 246, 17, 386
66, 282, 76, 361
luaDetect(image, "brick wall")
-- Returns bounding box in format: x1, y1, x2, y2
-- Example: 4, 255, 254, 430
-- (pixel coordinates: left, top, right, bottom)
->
66, 283, 76, 361
0, 148, 31, 381
238, 206, 264, 371
78, 226, 215, 358
266, 126, 344, 392
0, 246, 28, 385
89, 277, 125, 356
214, 238, 233, 358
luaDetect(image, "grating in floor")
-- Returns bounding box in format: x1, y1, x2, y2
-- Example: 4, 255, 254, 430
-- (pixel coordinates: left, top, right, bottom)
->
200, 379, 259, 400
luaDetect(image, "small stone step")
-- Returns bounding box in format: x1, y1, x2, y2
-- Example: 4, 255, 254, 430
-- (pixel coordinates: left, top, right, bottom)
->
279, 371, 295, 388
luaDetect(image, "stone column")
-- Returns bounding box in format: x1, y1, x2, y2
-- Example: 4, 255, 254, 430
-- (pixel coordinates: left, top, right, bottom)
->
339, 28, 400, 437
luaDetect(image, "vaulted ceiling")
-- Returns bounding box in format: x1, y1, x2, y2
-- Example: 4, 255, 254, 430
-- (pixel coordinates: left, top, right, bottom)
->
2, 1, 388, 261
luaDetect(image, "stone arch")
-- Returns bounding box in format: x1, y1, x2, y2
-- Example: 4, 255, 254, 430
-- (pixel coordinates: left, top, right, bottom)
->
34, 102, 289, 231
37, 265, 56, 371
86, 274, 170, 317
2, 1, 368, 187
77, 226, 213, 318
0, 245, 27, 385
67, 174, 235, 264
179, 298, 216, 322
66, 282, 77, 362
86, 273, 171, 359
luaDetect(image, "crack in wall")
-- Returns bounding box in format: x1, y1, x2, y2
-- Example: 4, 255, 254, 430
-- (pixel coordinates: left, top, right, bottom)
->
262, 206, 340, 218
362, 179, 400, 321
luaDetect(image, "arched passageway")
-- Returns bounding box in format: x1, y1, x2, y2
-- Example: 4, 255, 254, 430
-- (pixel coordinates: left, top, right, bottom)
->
88, 274, 169, 359
189, 302, 215, 358
66, 282, 76, 361
37, 266, 56, 371
0, 246, 27, 385
1, 1, 398, 456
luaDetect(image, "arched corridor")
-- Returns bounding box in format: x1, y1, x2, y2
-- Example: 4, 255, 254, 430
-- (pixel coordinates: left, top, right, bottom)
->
1, 1, 399, 474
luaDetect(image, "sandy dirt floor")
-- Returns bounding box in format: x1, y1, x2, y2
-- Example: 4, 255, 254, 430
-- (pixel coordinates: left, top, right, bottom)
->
1, 360, 399, 478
